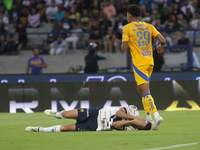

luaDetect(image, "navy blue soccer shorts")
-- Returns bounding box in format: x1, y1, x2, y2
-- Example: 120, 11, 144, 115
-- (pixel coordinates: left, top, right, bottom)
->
75, 108, 100, 131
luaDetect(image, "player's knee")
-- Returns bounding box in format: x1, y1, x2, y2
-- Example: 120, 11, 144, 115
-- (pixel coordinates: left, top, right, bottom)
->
60, 125, 68, 131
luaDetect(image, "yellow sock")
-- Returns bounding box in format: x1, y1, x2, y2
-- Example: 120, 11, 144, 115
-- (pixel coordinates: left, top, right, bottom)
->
144, 94, 157, 114
142, 97, 151, 115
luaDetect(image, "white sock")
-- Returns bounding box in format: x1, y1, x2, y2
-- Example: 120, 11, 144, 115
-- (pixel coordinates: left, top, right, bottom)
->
39, 125, 61, 132
153, 111, 160, 119
146, 114, 152, 120
55, 110, 65, 119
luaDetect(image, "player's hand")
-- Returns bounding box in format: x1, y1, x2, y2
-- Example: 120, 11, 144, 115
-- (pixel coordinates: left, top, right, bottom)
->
156, 44, 163, 54
34, 64, 40, 68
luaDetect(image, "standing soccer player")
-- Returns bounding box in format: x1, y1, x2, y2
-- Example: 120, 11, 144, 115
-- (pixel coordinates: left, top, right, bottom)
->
121, 5, 166, 130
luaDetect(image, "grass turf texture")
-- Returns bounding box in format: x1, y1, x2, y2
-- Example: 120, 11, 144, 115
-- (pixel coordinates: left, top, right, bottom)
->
0, 111, 200, 150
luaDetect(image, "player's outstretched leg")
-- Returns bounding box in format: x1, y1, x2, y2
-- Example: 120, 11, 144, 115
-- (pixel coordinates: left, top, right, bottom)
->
44, 109, 78, 120
25, 125, 61, 132
25, 124, 75, 132
143, 93, 163, 130
142, 97, 154, 125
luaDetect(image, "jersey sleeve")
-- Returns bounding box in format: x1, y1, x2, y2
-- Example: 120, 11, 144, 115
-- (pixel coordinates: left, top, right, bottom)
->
123, 105, 139, 116
122, 25, 129, 42
151, 24, 160, 38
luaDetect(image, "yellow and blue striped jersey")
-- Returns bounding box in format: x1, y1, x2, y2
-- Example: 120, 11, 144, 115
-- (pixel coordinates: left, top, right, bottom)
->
122, 22, 160, 67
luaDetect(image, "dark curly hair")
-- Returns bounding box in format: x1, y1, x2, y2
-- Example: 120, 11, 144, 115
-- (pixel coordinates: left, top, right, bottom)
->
127, 4, 142, 17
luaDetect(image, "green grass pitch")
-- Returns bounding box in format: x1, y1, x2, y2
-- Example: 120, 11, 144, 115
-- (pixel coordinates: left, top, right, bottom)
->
0, 111, 200, 150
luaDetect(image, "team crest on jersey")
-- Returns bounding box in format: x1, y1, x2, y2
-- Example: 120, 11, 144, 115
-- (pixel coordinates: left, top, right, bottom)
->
80, 109, 84, 112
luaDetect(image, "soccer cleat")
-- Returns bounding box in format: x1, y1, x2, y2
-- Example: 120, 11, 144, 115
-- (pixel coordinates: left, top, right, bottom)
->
44, 109, 62, 119
25, 126, 40, 132
44, 109, 56, 117
152, 116, 163, 130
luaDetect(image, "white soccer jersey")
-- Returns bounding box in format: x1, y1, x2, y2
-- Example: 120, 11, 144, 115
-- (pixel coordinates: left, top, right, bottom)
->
96, 105, 139, 131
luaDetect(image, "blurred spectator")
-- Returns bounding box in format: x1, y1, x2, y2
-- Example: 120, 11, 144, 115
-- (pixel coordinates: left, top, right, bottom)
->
90, 0, 102, 21
64, 0, 75, 9
67, 66, 75, 73
40, 34, 55, 55
151, 14, 157, 26
75, 65, 84, 73
0, 23, 7, 34
154, 19, 163, 31
152, 0, 168, 10
52, 21, 67, 38
50, 34, 65, 55
80, 9, 91, 31
46, 0, 58, 23
4, 35, 18, 55
114, 25, 123, 53
65, 22, 83, 51
45, 0, 63, 6
0, 5, 8, 17
10, 3, 19, 23
77, 0, 90, 13
170, 3, 184, 20
91, 20, 101, 30
28, 7, 41, 28
165, 15, 177, 29
104, 27, 115, 54
189, 13, 200, 29
122, 0, 130, 15
114, 0, 123, 15
62, 11, 73, 31
37, 2, 47, 23
26, 48, 48, 74
152, 9, 160, 19
23, 0, 31, 7
54, 4, 65, 24
177, 31, 200, 69
139, 0, 152, 12
177, 13, 188, 29
15, 23, 28, 51
185, 7, 193, 23
113, 13, 128, 31
69, 6, 80, 23
153, 50, 164, 72
160, 8, 170, 25
88, 28, 103, 51
0, 12, 8, 31
18, 7, 29, 26
99, 13, 112, 31
103, 0, 116, 20
0, 35, 6, 55
181, 0, 194, 14
2, 0, 13, 10
16, 0, 23, 14
84, 43, 107, 73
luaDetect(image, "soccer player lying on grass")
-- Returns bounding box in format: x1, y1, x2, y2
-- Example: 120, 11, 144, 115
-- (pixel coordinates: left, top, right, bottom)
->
25, 105, 153, 132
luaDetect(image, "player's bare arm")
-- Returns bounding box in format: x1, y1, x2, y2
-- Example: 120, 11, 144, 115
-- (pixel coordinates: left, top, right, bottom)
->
121, 41, 128, 52
115, 107, 134, 120
155, 34, 166, 54
112, 120, 134, 130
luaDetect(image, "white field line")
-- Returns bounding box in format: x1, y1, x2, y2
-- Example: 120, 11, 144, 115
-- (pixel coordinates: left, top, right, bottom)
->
142, 142, 199, 150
